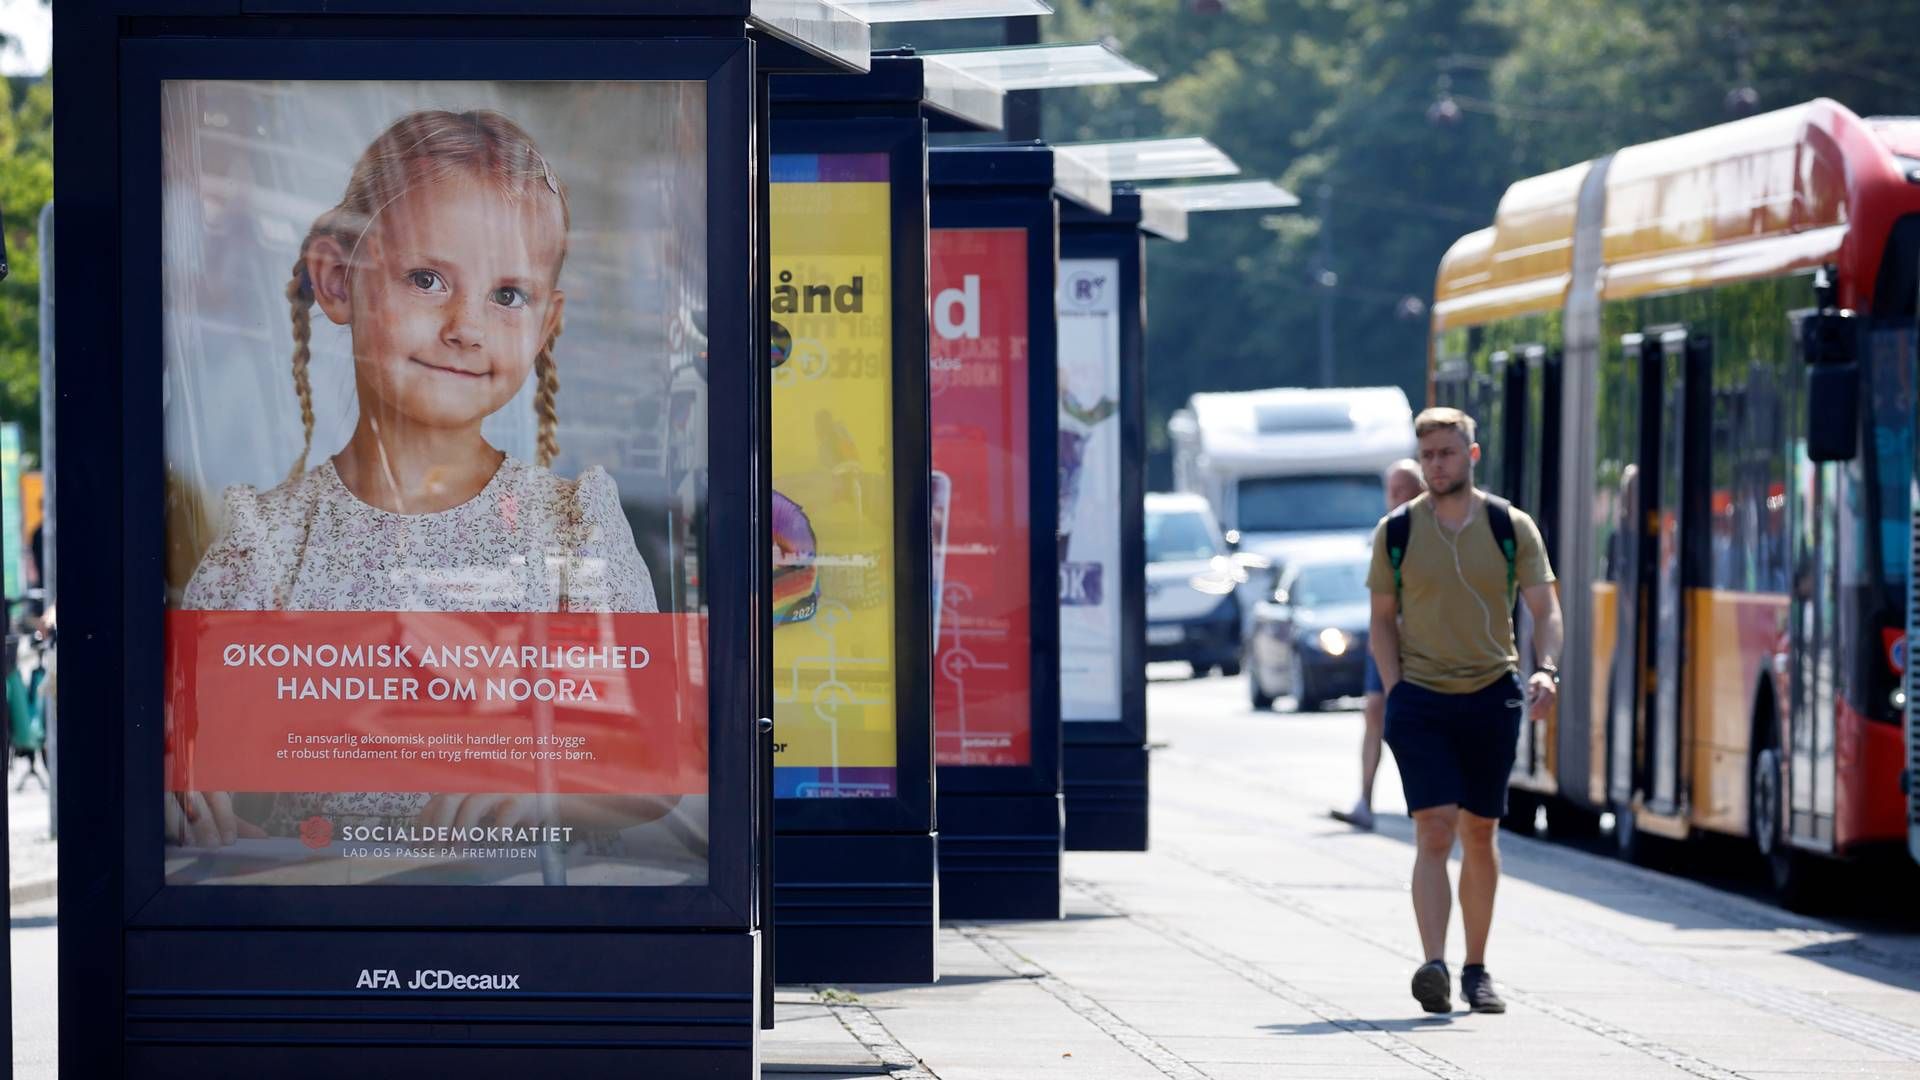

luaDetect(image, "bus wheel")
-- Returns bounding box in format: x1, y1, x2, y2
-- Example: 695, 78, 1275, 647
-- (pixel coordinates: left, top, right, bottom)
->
1545, 799, 1603, 841
1752, 745, 1825, 911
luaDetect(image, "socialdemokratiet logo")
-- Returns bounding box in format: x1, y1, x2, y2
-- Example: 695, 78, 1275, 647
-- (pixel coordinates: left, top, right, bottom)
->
300, 815, 334, 849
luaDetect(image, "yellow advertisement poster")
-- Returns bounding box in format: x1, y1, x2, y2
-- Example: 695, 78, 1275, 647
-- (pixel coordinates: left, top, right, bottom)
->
770, 153, 898, 798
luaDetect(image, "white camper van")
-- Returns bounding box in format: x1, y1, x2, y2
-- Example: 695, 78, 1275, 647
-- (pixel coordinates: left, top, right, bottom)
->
1168, 386, 1416, 566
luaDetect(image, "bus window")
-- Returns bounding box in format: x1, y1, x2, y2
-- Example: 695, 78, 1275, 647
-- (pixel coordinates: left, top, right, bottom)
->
1867, 323, 1915, 590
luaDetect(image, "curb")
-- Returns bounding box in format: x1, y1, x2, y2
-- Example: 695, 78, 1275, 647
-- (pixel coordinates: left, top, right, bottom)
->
10, 874, 56, 907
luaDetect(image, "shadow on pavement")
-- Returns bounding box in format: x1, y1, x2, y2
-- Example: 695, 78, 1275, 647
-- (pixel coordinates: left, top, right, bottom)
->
1260, 1017, 1459, 1036
1359, 811, 1920, 993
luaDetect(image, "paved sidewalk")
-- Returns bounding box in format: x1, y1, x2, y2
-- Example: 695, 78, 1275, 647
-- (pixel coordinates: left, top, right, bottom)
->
764, 670, 1920, 1079
7, 760, 54, 905
13, 670, 1920, 1078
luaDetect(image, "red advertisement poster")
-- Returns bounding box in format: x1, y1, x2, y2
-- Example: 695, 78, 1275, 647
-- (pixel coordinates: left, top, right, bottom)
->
930, 228, 1032, 767
159, 80, 713, 887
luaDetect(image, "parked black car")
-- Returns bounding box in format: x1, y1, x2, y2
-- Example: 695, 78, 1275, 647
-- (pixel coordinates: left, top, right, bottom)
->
1144, 493, 1243, 677
1247, 549, 1372, 711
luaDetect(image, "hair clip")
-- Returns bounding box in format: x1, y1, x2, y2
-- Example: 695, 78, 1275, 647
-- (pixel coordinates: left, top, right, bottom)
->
539, 155, 559, 195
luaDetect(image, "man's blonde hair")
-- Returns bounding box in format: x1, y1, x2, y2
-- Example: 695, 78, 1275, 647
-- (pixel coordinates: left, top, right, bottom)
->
1413, 407, 1476, 445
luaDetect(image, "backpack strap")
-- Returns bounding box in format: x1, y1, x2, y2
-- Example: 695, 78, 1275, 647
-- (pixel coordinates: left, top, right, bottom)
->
1385, 503, 1413, 605
1484, 494, 1519, 606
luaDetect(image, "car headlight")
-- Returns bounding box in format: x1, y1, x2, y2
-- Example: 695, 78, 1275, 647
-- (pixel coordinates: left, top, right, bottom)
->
1316, 628, 1352, 656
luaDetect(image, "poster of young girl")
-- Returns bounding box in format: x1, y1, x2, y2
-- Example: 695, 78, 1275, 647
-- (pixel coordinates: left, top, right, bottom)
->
160, 80, 712, 887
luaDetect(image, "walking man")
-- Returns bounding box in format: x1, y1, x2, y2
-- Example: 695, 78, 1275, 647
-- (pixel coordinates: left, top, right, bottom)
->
1332, 458, 1426, 831
1366, 408, 1561, 1015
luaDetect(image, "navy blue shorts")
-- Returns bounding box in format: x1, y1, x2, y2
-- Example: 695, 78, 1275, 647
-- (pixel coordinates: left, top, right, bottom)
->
1383, 674, 1523, 819
1364, 652, 1383, 694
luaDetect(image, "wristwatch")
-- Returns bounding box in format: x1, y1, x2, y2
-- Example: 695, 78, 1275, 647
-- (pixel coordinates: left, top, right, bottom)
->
1534, 662, 1560, 685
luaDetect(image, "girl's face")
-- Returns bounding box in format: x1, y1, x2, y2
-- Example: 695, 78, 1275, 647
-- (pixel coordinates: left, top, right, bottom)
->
309, 174, 566, 434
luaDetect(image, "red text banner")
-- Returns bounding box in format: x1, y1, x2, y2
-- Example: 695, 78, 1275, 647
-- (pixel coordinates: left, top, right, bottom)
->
166, 611, 710, 795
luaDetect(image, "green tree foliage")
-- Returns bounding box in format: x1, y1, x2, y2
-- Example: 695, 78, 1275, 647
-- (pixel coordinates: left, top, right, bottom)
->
1039, 0, 1920, 484
0, 73, 51, 457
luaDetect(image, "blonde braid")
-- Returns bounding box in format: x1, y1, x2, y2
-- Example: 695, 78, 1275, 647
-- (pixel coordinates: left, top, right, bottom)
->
285, 254, 317, 483
534, 334, 560, 468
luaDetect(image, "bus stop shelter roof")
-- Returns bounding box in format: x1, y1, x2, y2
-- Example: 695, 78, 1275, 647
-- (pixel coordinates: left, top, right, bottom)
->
925, 42, 1156, 91
774, 51, 1005, 132
1141, 179, 1300, 212
1061, 188, 1189, 242
930, 142, 1112, 215
1055, 137, 1237, 182
830, 0, 1052, 22
752, 0, 872, 71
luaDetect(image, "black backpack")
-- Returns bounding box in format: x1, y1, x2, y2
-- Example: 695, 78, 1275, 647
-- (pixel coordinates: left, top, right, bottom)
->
1384, 494, 1519, 609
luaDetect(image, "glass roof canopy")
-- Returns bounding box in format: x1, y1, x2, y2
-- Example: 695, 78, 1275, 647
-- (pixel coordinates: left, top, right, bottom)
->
752, 0, 872, 72
1140, 180, 1301, 212
830, 0, 1052, 22
1054, 136, 1237, 182
919, 56, 1006, 132
926, 42, 1157, 91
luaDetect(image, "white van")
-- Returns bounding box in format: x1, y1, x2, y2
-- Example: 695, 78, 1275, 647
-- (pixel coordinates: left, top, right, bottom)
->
1168, 386, 1415, 566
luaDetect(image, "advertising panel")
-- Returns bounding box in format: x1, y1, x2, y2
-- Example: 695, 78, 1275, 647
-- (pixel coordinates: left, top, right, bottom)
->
161, 80, 712, 886
929, 228, 1031, 767
1056, 258, 1122, 722
769, 153, 898, 799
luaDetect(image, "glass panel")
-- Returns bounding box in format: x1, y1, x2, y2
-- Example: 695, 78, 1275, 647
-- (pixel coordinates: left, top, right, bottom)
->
1057, 258, 1122, 722
1868, 324, 1916, 589
1138, 180, 1298, 212
1055, 137, 1236, 182
769, 152, 899, 799
1234, 474, 1384, 534
1651, 333, 1687, 808
918, 57, 1006, 132
1049, 145, 1113, 215
926, 43, 1157, 91
833, 0, 1052, 22
1288, 559, 1370, 609
161, 80, 711, 887
930, 227, 1033, 767
751, 0, 872, 72
1145, 509, 1220, 564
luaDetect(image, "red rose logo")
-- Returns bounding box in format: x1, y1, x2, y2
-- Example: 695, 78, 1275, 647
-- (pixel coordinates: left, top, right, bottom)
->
299, 816, 333, 849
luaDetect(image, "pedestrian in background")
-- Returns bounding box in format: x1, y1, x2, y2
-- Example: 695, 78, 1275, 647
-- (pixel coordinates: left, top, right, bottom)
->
1366, 408, 1561, 1016
1331, 458, 1426, 832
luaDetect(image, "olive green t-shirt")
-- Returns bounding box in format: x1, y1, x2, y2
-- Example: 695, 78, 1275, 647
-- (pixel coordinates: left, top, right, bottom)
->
1366, 492, 1554, 695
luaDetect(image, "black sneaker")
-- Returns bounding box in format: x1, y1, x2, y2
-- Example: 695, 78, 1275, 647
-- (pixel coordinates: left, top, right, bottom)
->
1410, 960, 1451, 1013
1460, 965, 1505, 1014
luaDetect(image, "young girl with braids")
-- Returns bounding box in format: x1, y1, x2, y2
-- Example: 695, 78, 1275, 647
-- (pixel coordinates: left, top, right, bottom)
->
184, 108, 656, 615
170, 109, 671, 857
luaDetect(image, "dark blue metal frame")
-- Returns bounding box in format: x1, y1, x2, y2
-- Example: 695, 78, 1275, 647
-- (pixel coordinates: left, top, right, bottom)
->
1057, 194, 1150, 851
58, 23, 778, 1077
928, 144, 1063, 920
766, 56, 949, 985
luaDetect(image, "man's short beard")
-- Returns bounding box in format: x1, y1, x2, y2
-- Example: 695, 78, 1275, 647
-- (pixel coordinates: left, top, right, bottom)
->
1430, 476, 1468, 498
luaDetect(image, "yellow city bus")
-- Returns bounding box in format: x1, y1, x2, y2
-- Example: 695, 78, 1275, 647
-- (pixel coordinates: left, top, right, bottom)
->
1429, 99, 1920, 904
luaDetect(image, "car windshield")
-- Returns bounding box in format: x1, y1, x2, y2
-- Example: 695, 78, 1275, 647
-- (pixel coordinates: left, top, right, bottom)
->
1289, 561, 1371, 608
1146, 509, 1221, 563
1237, 474, 1384, 533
